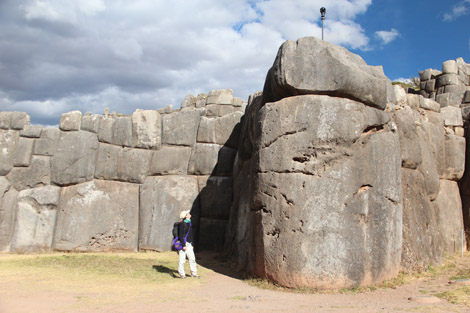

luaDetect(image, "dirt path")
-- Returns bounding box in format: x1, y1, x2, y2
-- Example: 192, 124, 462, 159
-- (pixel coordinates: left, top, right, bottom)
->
1, 253, 470, 313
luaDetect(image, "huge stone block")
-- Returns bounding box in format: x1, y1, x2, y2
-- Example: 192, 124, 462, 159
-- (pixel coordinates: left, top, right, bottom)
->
215, 112, 243, 148
250, 94, 402, 289
50, 131, 99, 186
10, 112, 30, 130
139, 176, 199, 251
97, 116, 115, 144
132, 110, 161, 149
392, 109, 422, 169
198, 176, 233, 219
206, 89, 233, 105
198, 218, 227, 251
95, 143, 152, 184
33, 128, 60, 156
0, 112, 12, 129
54, 180, 139, 252
149, 146, 191, 175
437, 74, 459, 87
0, 130, 19, 175
0, 177, 18, 252
14, 137, 34, 167
215, 146, 237, 176
10, 186, 61, 253
7, 156, 51, 191
440, 106, 463, 127
187, 143, 220, 175
443, 60, 458, 74
114, 116, 133, 147
263, 37, 394, 110
19, 125, 43, 138
81, 113, 102, 134
434, 180, 465, 255
442, 134, 466, 180
162, 110, 200, 146
59, 111, 82, 131
401, 169, 443, 271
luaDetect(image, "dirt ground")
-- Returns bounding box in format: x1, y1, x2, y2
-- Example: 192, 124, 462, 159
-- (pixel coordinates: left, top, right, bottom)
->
1, 252, 470, 313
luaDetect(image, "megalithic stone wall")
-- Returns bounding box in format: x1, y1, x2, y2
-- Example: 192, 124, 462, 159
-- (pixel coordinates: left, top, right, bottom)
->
0, 89, 246, 253
225, 37, 467, 290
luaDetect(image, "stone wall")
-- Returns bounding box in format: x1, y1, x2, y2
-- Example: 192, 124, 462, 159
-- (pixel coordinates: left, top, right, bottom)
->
0, 89, 246, 253
225, 37, 467, 289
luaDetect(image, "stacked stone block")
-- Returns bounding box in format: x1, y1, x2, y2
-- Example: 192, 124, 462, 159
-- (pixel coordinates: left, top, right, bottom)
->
391, 86, 466, 271
0, 89, 246, 253
419, 58, 470, 109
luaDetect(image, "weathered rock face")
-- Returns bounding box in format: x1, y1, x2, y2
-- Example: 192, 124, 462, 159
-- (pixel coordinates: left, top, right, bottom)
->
10, 186, 61, 253
54, 180, 139, 252
262, 37, 394, 110
245, 95, 402, 289
139, 176, 199, 251
0, 177, 18, 252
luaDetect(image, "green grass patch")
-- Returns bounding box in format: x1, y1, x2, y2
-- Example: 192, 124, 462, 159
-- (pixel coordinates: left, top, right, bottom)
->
436, 286, 470, 305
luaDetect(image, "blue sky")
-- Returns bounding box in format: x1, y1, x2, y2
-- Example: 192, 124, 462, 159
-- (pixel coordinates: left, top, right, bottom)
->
0, 0, 469, 125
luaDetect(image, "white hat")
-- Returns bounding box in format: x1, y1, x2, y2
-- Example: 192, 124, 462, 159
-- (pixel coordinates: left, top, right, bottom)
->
179, 210, 190, 219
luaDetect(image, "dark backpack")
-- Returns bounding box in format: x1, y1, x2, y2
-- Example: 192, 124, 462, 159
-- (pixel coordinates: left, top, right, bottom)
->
172, 222, 191, 251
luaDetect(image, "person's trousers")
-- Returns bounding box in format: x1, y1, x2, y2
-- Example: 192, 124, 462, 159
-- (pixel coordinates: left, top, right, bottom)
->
178, 242, 197, 277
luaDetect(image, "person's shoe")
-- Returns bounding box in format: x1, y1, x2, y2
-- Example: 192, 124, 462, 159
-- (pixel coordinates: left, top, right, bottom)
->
191, 274, 200, 279
180, 275, 186, 279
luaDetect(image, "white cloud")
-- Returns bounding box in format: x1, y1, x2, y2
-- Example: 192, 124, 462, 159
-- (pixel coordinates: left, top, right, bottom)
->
443, 0, 470, 21
375, 28, 400, 45
1, 0, 381, 125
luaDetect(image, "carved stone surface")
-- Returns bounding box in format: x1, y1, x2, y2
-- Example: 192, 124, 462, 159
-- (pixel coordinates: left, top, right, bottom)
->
54, 180, 139, 252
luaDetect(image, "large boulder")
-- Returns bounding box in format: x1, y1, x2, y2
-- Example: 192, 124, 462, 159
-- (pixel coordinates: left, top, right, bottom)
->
247, 95, 402, 289
7, 156, 51, 191
33, 128, 60, 156
162, 110, 201, 146
262, 37, 394, 110
54, 180, 139, 252
139, 176, 199, 251
132, 110, 161, 149
50, 131, 99, 185
10, 186, 61, 253
149, 146, 191, 175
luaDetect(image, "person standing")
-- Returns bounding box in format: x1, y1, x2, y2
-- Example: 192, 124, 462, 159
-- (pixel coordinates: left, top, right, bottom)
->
177, 210, 200, 279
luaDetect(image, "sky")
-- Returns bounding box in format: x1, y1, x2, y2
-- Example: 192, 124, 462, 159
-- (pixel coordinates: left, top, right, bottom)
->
0, 0, 469, 126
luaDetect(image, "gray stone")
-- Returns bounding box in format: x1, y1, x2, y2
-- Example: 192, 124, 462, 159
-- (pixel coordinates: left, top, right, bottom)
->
149, 146, 191, 175
113, 116, 133, 147
442, 134, 466, 180
198, 176, 233, 219
401, 168, 443, 271
418, 122, 443, 200
392, 110, 422, 169
263, 37, 394, 110
81, 114, 102, 133
443, 60, 458, 74
0, 177, 18, 252
440, 106, 463, 127
59, 111, 82, 131
463, 90, 470, 104
256, 95, 392, 175
162, 110, 200, 146
419, 97, 440, 112
7, 156, 51, 191
0, 112, 12, 129
205, 105, 219, 117
215, 112, 243, 148
232, 97, 245, 107
215, 146, 237, 176
437, 74, 459, 86
34, 128, 60, 156
14, 137, 34, 167
131, 110, 161, 149
188, 143, 220, 175
97, 116, 115, 144
118, 148, 152, 183
406, 94, 420, 109
10, 112, 30, 130
198, 218, 227, 251
54, 180, 139, 252
425, 79, 435, 93
393, 85, 407, 105
94, 143, 120, 181
419, 69, 432, 81
139, 176, 199, 251
95, 143, 152, 184
196, 94, 208, 108
181, 94, 196, 108
248, 94, 402, 289
197, 116, 216, 144
10, 186, 61, 253
19, 125, 43, 138
419, 81, 426, 91
462, 106, 470, 121
206, 89, 233, 105
436, 93, 450, 107
434, 180, 465, 255
50, 131, 99, 186
0, 130, 19, 175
